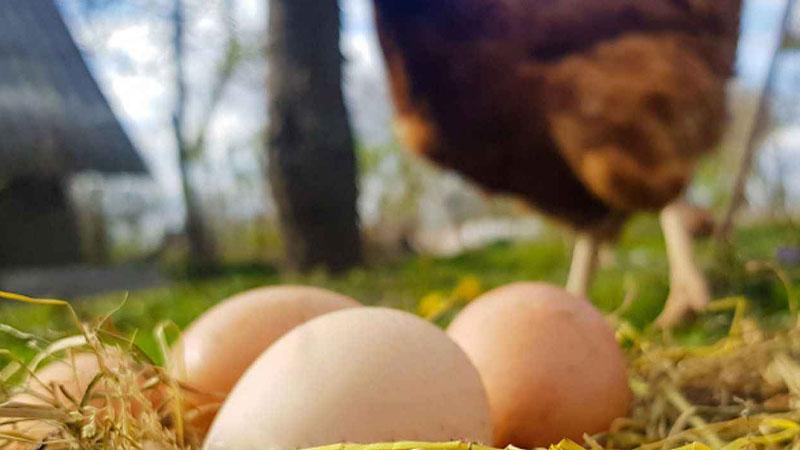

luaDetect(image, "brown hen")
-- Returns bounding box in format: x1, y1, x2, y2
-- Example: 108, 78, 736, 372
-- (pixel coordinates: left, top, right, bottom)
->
372, 0, 743, 327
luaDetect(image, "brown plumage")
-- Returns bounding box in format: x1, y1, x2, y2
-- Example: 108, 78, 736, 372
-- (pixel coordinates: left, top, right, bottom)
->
373, 0, 741, 232
372, 0, 743, 326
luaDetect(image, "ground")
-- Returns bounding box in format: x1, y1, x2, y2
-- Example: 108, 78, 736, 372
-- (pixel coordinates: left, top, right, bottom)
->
0, 217, 797, 364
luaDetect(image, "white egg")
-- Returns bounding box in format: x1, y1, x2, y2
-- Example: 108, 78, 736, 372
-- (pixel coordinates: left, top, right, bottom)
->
171, 285, 360, 432
204, 307, 492, 450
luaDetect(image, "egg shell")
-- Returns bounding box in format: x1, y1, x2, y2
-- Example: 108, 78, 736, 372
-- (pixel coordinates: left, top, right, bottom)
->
171, 285, 360, 431
2, 351, 157, 449
0, 355, 101, 449
16, 352, 105, 406
447, 282, 632, 448
203, 307, 492, 450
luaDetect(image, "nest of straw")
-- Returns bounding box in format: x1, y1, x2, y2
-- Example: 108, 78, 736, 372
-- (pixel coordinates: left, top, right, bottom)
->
2, 292, 800, 450
0, 292, 206, 449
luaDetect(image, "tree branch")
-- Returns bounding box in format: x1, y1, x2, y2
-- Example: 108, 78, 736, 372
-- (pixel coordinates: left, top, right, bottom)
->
189, 0, 242, 158
716, 0, 798, 241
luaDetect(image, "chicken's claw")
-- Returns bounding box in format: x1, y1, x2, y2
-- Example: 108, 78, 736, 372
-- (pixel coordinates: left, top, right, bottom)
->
656, 268, 710, 329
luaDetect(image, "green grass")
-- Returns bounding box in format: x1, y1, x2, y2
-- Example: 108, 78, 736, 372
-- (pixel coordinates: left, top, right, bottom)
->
1, 218, 798, 364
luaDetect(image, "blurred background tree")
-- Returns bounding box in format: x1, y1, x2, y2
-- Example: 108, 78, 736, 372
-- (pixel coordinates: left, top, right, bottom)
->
171, 0, 246, 273
718, 0, 799, 240
266, 0, 362, 272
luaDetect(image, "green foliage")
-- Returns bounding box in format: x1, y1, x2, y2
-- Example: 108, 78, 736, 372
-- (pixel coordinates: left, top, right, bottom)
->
1, 220, 797, 364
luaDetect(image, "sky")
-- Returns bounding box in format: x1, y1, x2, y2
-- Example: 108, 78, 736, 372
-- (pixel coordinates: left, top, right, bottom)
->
55, 0, 800, 237
58, 0, 393, 224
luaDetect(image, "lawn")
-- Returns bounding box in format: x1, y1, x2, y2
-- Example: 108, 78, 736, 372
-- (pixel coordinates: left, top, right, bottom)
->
1, 217, 798, 364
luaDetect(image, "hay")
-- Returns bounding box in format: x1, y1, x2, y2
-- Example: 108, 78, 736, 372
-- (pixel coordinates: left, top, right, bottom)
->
605, 297, 800, 449
0, 291, 202, 450
2, 291, 800, 449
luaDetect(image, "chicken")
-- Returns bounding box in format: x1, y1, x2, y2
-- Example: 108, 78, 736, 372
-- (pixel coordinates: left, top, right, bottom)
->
371, 0, 743, 327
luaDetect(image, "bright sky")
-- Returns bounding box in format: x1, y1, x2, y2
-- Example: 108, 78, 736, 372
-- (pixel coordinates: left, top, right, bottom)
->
59, 0, 388, 203
56, 0, 800, 232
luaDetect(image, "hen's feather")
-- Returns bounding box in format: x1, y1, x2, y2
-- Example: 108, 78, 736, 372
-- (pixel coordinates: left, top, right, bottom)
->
374, 0, 742, 229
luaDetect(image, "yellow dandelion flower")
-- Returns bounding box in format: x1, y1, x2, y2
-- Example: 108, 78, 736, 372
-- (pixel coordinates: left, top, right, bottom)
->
417, 292, 450, 320
452, 276, 483, 304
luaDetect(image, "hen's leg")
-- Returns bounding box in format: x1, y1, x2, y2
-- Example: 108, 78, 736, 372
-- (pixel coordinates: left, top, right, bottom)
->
657, 201, 710, 328
567, 233, 599, 298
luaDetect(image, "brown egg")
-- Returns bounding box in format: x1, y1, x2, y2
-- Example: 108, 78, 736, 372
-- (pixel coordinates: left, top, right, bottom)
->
1, 354, 102, 449
447, 282, 632, 447
203, 307, 492, 450
0, 418, 56, 450
15, 352, 105, 406
171, 285, 360, 431
2, 351, 157, 449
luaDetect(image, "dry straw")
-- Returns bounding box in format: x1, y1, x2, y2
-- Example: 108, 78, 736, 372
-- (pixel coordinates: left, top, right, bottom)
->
2, 291, 800, 449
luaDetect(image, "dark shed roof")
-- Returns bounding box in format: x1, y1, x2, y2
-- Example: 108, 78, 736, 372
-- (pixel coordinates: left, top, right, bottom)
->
0, 0, 147, 178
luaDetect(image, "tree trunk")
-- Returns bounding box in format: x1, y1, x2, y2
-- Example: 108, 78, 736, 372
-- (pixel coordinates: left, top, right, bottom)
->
172, 0, 218, 273
267, 0, 362, 272
176, 142, 218, 272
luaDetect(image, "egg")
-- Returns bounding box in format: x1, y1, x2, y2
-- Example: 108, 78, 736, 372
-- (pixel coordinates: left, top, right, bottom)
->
170, 285, 360, 431
1, 354, 102, 448
2, 351, 156, 449
203, 307, 492, 450
15, 352, 105, 405
447, 282, 632, 447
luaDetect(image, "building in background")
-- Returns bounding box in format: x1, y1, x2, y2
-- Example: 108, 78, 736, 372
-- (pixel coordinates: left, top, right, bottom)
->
0, 0, 148, 268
